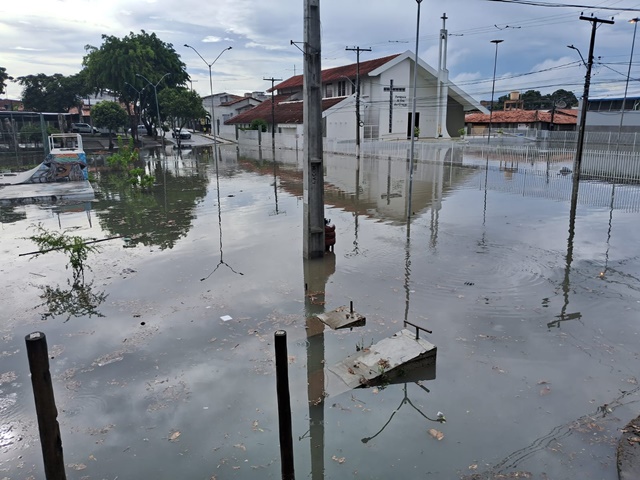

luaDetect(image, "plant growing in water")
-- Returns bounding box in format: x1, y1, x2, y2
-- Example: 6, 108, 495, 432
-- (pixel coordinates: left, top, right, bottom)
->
106, 135, 139, 170
129, 167, 155, 191
28, 224, 101, 285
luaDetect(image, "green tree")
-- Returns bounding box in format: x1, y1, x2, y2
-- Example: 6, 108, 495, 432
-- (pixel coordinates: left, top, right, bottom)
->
521, 90, 545, 110
18, 123, 59, 146
547, 89, 578, 108
92, 100, 128, 150
82, 30, 189, 134
250, 119, 268, 132
0, 67, 12, 96
17, 73, 90, 114
158, 87, 206, 146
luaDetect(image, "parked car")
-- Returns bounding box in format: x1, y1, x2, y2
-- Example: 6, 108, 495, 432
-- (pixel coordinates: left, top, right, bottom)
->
95, 126, 125, 136
172, 128, 191, 140
127, 125, 148, 135
71, 123, 98, 134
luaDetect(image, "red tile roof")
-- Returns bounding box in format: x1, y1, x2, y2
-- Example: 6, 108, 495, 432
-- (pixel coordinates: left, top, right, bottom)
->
217, 95, 244, 106
221, 96, 260, 106
226, 95, 344, 125
465, 109, 577, 125
270, 54, 401, 92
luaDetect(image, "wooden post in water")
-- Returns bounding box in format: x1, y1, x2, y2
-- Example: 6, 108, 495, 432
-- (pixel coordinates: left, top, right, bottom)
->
274, 330, 295, 479
25, 332, 66, 480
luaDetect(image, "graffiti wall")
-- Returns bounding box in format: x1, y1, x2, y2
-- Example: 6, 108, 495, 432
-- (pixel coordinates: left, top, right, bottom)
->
26, 152, 88, 183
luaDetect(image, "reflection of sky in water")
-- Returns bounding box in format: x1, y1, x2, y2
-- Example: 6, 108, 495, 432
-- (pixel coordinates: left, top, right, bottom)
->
1, 146, 639, 478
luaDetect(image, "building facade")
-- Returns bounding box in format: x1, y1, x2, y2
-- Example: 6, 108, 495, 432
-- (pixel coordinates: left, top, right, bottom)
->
226, 51, 485, 141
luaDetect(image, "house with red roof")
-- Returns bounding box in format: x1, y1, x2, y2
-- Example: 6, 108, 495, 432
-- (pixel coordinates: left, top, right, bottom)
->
465, 108, 578, 136
225, 50, 485, 141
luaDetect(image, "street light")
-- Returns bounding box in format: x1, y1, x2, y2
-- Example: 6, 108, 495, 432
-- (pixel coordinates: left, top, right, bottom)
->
407, 0, 423, 223
135, 73, 170, 148
124, 82, 147, 138
487, 39, 503, 144
183, 44, 232, 149
617, 18, 640, 146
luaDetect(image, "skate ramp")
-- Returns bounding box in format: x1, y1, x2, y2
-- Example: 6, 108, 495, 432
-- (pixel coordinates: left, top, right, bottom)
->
0, 151, 88, 186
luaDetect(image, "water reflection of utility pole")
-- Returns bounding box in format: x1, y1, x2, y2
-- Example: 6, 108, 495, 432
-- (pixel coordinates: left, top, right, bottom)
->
429, 149, 445, 249
404, 215, 412, 325
302, 255, 335, 480
548, 179, 582, 329
360, 382, 440, 444
352, 155, 362, 255
201, 152, 243, 281
479, 151, 489, 250
599, 184, 615, 279
270, 145, 286, 216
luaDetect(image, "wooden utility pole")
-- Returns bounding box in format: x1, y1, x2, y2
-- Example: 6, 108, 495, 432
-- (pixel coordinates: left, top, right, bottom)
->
264, 76, 283, 148
573, 15, 614, 180
303, 0, 325, 259
25, 332, 67, 480
346, 46, 371, 158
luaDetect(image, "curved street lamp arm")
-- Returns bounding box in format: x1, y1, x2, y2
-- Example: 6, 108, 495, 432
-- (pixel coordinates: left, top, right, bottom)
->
184, 44, 232, 68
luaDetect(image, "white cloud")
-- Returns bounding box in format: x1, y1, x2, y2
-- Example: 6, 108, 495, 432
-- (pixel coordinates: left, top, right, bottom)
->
0, 0, 636, 99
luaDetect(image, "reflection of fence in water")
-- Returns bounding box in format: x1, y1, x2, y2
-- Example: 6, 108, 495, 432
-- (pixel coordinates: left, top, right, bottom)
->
480, 167, 640, 213
464, 145, 640, 183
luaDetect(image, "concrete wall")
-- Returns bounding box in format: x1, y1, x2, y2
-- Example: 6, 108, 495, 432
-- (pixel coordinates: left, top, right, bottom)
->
369, 58, 439, 140
372, 60, 412, 140
325, 99, 357, 141
446, 99, 465, 137
586, 110, 640, 132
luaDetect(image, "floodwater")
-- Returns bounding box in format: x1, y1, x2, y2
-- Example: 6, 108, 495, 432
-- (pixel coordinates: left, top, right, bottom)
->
1, 143, 640, 479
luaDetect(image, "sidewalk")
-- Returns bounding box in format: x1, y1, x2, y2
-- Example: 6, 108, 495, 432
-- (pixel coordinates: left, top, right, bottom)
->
617, 414, 640, 480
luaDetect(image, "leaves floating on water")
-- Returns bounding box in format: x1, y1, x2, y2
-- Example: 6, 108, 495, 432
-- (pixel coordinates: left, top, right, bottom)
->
168, 431, 181, 442
331, 455, 346, 464
428, 428, 444, 441
0, 371, 17, 385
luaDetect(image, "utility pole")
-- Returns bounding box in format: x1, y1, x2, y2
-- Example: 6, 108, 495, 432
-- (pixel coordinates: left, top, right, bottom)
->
346, 46, 371, 158
303, 0, 324, 259
573, 15, 614, 179
264, 76, 282, 148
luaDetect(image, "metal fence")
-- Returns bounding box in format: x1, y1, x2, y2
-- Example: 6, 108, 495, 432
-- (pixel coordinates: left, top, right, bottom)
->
0, 112, 52, 164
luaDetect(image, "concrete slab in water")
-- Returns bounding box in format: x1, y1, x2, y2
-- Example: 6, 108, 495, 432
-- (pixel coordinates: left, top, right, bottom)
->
0, 181, 94, 205
617, 414, 640, 480
316, 305, 366, 330
328, 328, 437, 391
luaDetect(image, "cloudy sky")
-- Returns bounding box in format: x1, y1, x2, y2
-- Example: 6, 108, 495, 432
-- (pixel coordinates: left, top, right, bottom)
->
2, 0, 640, 104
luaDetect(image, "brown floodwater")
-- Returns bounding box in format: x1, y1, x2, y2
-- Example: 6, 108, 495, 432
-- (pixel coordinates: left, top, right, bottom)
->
1, 143, 640, 479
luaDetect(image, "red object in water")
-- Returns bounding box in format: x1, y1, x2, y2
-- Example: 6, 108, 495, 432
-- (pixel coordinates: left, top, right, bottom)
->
325, 222, 336, 251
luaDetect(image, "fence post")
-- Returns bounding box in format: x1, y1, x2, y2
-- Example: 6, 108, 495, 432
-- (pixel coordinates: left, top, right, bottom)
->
274, 330, 295, 480
25, 331, 66, 480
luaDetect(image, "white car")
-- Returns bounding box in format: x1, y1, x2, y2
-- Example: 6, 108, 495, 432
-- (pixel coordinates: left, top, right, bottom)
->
128, 125, 148, 135
71, 123, 98, 134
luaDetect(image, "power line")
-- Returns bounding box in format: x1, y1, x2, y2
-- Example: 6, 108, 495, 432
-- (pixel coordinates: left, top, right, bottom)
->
485, 0, 640, 11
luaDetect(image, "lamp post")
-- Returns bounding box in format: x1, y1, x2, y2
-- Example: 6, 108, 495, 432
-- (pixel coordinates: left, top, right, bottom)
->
124, 82, 147, 138
617, 18, 640, 147
135, 73, 170, 148
487, 39, 503, 144
184, 44, 232, 151
407, 0, 423, 223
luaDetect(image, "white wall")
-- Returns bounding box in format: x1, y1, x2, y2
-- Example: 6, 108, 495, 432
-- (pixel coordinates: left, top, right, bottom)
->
586, 110, 640, 129
367, 58, 439, 140
325, 101, 357, 141
372, 60, 412, 139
